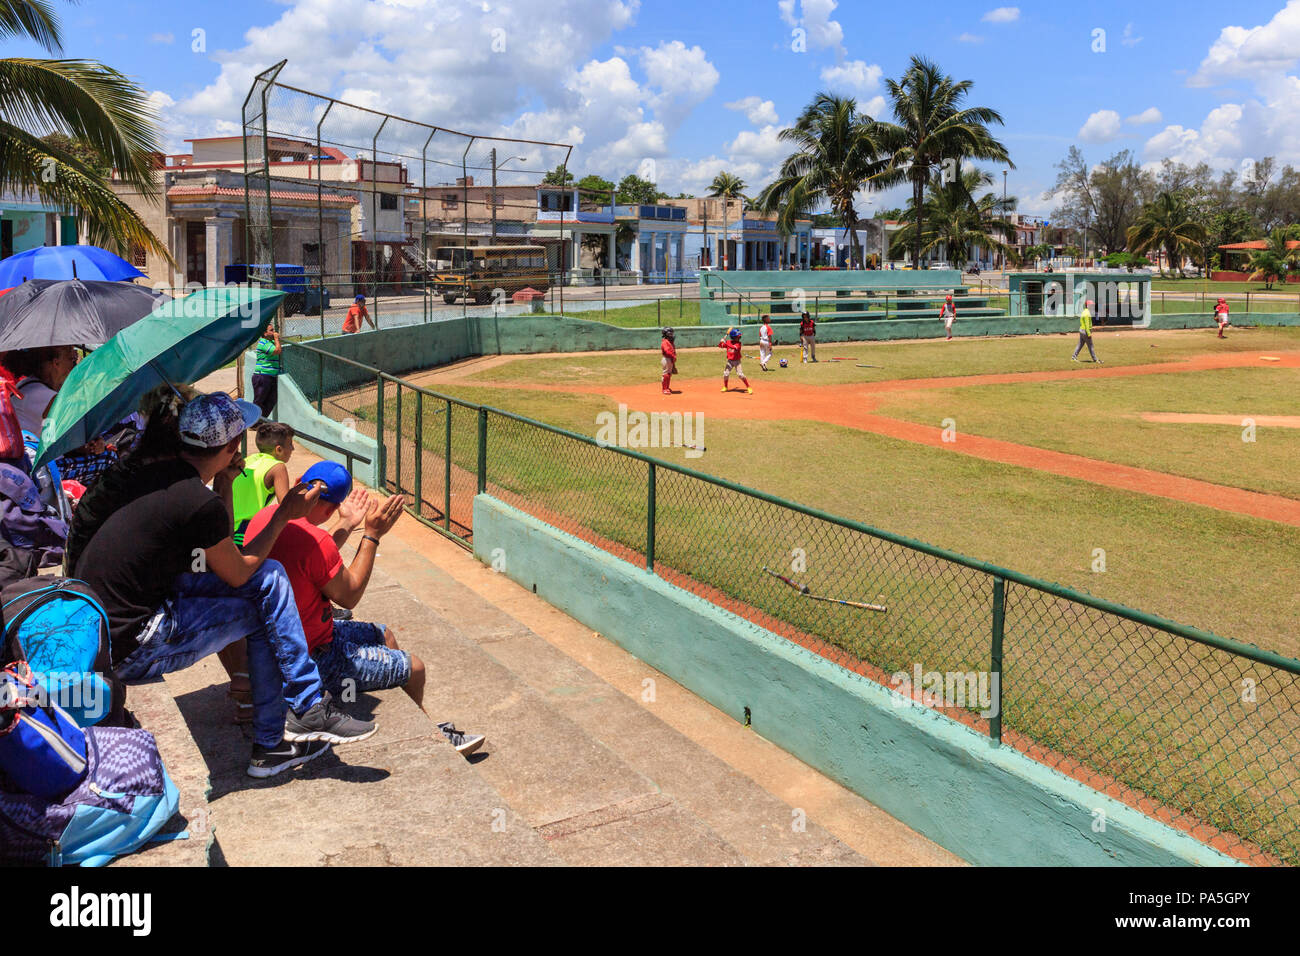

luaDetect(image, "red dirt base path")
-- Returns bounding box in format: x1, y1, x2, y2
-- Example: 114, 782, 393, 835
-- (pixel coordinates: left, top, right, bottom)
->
487, 350, 1300, 528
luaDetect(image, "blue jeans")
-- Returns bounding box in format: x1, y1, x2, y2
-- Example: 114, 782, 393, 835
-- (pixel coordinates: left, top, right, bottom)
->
313, 621, 411, 697
115, 561, 324, 747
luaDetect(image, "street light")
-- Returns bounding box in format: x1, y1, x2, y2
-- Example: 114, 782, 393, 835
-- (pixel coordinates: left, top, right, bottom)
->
490, 149, 527, 243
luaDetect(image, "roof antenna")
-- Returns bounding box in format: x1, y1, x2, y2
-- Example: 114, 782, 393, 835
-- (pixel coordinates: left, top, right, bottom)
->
72, 260, 77, 279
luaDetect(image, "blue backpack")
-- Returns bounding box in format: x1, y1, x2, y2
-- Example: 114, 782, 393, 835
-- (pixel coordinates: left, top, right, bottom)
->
0, 724, 182, 866
2, 578, 118, 727
0, 662, 87, 799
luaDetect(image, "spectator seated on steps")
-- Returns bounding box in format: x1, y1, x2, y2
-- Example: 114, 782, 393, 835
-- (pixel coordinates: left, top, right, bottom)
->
230, 421, 293, 547
73, 392, 379, 778
243, 461, 485, 757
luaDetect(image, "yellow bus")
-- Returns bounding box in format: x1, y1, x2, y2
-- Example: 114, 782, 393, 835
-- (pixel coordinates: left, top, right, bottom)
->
432, 245, 551, 305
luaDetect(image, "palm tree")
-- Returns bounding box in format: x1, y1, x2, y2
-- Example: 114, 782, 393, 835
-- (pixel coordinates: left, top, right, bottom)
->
888, 167, 1015, 269
708, 171, 746, 270
1125, 191, 1208, 277
754, 93, 889, 270
873, 56, 1013, 269
1, 0, 169, 262
1246, 226, 1300, 289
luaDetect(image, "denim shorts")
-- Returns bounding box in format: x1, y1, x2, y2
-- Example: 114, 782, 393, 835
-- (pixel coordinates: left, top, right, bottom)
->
311, 620, 411, 696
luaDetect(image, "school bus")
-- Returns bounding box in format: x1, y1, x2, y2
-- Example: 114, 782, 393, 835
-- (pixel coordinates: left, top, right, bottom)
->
431, 245, 551, 304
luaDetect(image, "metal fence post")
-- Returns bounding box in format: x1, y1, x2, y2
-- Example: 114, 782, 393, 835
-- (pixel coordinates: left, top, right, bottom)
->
990, 576, 1006, 745
646, 461, 656, 572
444, 399, 452, 530
413, 390, 423, 518
316, 356, 323, 413
375, 373, 386, 490
476, 407, 488, 494
395, 382, 403, 495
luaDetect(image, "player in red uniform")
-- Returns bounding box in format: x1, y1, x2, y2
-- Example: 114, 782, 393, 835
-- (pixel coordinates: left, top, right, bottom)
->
718, 328, 751, 393
660, 327, 678, 394
798, 311, 817, 362
1214, 297, 1231, 338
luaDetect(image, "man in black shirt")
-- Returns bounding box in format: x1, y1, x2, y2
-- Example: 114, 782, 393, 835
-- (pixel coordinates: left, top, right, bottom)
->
76, 392, 377, 778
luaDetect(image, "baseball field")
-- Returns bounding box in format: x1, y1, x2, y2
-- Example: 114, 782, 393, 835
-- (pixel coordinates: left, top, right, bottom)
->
370, 325, 1300, 656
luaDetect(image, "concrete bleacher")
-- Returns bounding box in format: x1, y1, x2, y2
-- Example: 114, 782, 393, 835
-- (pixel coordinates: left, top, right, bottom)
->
699, 269, 1005, 325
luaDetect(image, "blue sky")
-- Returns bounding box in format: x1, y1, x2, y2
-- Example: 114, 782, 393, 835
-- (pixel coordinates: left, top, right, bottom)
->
13, 0, 1300, 215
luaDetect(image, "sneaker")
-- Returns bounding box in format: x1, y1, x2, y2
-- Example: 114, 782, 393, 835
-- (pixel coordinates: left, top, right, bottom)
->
661, 389, 672, 395
745, 387, 753, 394
247, 738, 331, 778
437, 721, 485, 756
1071, 356, 1078, 363
811, 358, 818, 363
1096, 358, 1104, 364
332, 606, 353, 621
720, 386, 728, 392
283, 691, 377, 745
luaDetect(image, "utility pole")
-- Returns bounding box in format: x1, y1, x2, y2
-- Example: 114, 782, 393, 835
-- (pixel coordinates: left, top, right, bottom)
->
1002, 170, 1008, 272
490, 147, 497, 245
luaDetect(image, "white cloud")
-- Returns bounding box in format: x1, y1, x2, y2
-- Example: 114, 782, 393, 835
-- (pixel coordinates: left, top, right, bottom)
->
958, 33, 983, 44
149, 32, 174, 44
1077, 109, 1123, 143
1120, 22, 1142, 47
819, 59, 883, 95
861, 95, 886, 118
981, 7, 1019, 23
1189, 0, 1300, 86
726, 96, 778, 126
727, 125, 787, 163
778, 0, 846, 57
639, 40, 719, 124
1125, 107, 1162, 126
1148, 3, 1300, 172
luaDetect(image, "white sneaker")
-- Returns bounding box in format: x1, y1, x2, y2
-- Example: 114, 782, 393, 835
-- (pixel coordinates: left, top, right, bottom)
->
437, 721, 485, 756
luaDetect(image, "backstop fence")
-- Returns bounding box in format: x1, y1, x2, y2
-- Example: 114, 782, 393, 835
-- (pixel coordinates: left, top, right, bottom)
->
284, 340, 1300, 866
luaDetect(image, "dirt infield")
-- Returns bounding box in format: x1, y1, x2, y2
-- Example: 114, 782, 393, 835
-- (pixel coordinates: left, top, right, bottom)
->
415, 348, 1300, 528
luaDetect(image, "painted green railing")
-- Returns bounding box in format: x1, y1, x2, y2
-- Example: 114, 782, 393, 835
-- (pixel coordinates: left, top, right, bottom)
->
284, 340, 1300, 866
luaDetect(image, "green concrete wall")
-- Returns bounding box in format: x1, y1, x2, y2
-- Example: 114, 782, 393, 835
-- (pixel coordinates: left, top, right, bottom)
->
242, 350, 380, 487
472, 493, 1243, 868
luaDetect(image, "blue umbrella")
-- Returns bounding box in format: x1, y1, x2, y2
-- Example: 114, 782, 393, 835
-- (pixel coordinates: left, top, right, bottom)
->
35, 286, 285, 467
0, 245, 146, 284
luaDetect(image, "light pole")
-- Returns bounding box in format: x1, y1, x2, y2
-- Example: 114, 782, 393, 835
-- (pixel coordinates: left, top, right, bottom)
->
490, 149, 527, 244
1002, 170, 1008, 272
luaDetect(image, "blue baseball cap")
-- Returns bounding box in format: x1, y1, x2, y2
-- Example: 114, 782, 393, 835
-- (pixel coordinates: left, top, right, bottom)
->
300, 461, 353, 504
354, 294, 365, 302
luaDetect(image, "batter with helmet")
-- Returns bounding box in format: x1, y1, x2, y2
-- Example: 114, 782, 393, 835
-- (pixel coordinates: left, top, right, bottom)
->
718, 327, 752, 393
660, 327, 678, 394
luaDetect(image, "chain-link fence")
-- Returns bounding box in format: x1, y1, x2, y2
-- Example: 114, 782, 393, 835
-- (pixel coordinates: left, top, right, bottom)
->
241, 61, 584, 336
286, 341, 1300, 865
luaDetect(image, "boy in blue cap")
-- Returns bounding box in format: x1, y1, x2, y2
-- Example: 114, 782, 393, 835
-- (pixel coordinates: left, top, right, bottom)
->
242, 461, 485, 756
342, 294, 375, 334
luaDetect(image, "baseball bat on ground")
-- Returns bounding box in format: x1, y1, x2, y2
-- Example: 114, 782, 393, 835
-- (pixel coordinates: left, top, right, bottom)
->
804, 592, 888, 613
762, 565, 809, 594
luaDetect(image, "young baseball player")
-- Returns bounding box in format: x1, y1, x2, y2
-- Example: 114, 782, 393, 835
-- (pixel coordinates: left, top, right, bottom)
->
660, 327, 678, 394
719, 327, 752, 393
758, 315, 776, 370
941, 294, 957, 340
799, 311, 817, 363
1071, 299, 1102, 363
1214, 297, 1231, 338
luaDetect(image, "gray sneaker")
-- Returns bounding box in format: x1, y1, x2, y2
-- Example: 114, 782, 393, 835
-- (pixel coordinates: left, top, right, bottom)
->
247, 738, 331, 778
437, 721, 485, 756
284, 691, 377, 745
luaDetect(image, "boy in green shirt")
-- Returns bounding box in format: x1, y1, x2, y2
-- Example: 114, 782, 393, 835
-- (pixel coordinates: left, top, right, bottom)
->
251, 328, 283, 417
231, 421, 294, 546
1071, 299, 1102, 364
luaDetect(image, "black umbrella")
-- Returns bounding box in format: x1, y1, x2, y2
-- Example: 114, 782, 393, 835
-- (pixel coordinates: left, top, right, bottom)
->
0, 279, 168, 352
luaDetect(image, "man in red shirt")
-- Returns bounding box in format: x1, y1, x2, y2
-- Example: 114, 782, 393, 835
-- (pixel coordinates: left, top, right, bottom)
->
342, 294, 375, 334
243, 461, 485, 755
718, 327, 751, 393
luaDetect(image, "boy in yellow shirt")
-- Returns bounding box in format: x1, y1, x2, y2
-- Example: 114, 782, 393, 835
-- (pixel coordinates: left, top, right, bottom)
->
230, 421, 294, 545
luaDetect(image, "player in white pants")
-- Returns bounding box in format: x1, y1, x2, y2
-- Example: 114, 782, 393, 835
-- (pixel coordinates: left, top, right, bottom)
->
941, 294, 956, 340
758, 315, 775, 370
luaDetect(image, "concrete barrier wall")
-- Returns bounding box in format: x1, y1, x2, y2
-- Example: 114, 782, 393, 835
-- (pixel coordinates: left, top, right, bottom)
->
242, 351, 380, 488
471, 493, 1242, 868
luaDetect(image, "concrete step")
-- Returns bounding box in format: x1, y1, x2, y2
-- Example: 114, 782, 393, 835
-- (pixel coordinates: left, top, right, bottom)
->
159, 654, 560, 866
370, 523, 962, 866
110, 678, 212, 867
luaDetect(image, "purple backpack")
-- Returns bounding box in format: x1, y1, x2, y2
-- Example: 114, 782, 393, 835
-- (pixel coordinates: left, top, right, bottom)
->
0, 725, 182, 866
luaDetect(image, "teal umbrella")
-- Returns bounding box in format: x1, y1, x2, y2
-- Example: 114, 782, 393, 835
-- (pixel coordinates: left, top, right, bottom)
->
35, 287, 285, 467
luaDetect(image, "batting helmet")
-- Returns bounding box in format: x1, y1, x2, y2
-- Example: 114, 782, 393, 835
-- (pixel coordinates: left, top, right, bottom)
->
728, 327, 741, 340
662, 327, 675, 341
779, 358, 788, 368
